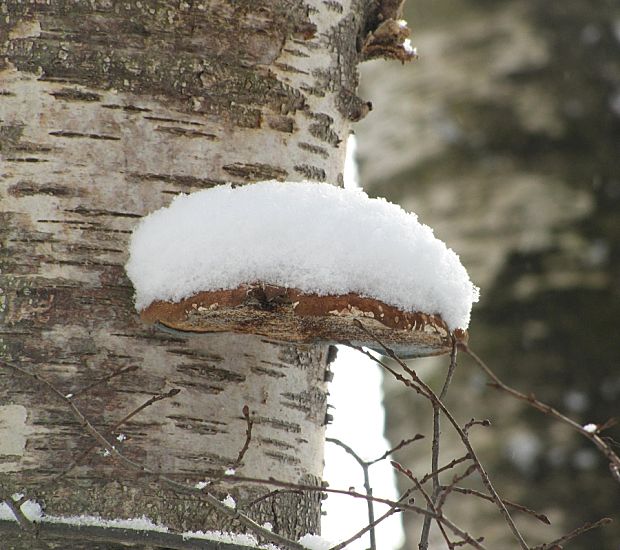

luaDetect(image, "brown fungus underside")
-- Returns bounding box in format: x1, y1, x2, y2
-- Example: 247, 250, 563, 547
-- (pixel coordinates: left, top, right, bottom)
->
140, 284, 467, 358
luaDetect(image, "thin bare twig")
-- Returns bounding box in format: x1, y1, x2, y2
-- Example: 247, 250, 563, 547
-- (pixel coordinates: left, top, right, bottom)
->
453, 536, 485, 548
328, 489, 411, 550
347, 324, 529, 549
113, 388, 182, 431
531, 517, 612, 550
225, 474, 487, 549
327, 437, 377, 550
209, 405, 254, 488
436, 464, 477, 511
420, 336, 459, 550
463, 345, 620, 484
1, 358, 306, 550
69, 365, 139, 398
368, 434, 425, 466
392, 462, 455, 549
34, 387, 183, 494
245, 489, 305, 508
447, 487, 550, 525
326, 433, 423, 550
463, 418, 491, 436
235, 405, 253, 468
418, 454, 472, 485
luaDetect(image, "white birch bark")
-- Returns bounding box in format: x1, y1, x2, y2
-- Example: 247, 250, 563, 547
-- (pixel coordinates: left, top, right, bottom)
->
0, 1, 408, 546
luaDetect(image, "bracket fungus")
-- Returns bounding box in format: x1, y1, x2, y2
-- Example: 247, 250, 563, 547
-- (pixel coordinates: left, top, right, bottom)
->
126, 181, 478, 357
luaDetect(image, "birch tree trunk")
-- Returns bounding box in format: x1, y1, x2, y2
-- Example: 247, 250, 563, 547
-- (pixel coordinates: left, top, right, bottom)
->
0, 1, 405, 547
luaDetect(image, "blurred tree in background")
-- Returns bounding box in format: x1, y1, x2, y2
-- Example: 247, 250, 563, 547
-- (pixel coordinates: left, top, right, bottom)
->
356, 0, 620, 547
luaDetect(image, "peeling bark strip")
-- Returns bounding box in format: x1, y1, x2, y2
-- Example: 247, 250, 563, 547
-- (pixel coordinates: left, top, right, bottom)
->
0, 0, 387, 547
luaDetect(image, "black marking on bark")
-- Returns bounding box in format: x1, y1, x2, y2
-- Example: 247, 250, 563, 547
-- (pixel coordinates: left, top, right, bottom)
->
62, 244, 124, 254
257, 437, 296, 450
223, 163, 288, 181
166, 415, 229, 436
166, 348, 224, 362
266, 115, 295, 133
299, 83, 326, 98
264, 450, 301, 465
49, 88, 102, 102
55, 259, 119, 268
82, 227, 133, 235
154, 126, 217, 139
101, 104, 152, 112
274, 62, 310, 75
37, 219, 99, 226
280, 399, 311, 414
308, 113, 341, 147
125, 172, 224, 189
250, 365, 287, 378
48, 131, 121, 141
144, 116, 204, 126
110, 331, 187, 345
13, 143, 54, 153
253, 416, 302, 434
37, 76, 73, 84
176, 363, 245, 384
297, 142, 329, 158
291, 38, 320, 53
170, 381, 224, 394
323, 0, 344, 13
294, 164, 326, 181
259, 360, 291, 370
326, 345, 338, 364
64, 207, 142, 218
4, 157, 48, 162
283, 48, 310, 58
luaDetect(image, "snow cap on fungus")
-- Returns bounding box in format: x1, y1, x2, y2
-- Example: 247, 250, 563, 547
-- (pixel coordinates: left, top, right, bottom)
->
125, 181, 478, 357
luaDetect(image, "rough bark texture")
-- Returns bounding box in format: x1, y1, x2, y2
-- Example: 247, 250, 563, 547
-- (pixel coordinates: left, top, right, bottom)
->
0, 1, 391, 547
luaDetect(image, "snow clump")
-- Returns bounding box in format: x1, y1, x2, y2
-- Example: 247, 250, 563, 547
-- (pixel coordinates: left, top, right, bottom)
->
126, 181, 479, 330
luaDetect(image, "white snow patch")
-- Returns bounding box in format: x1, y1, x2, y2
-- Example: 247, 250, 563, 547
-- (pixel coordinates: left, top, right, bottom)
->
222, 494, 236, 509
194, 480, 209, 489
298, 533, 333, 550
0, 502, 287, 549
583, 423, 598, 434
403, 38, 417, 56
0, 499, 42, 521
181, 529, 278, 548
343, 134, 360, 190
44, 513, 169, 532
126, 181, 479, 330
